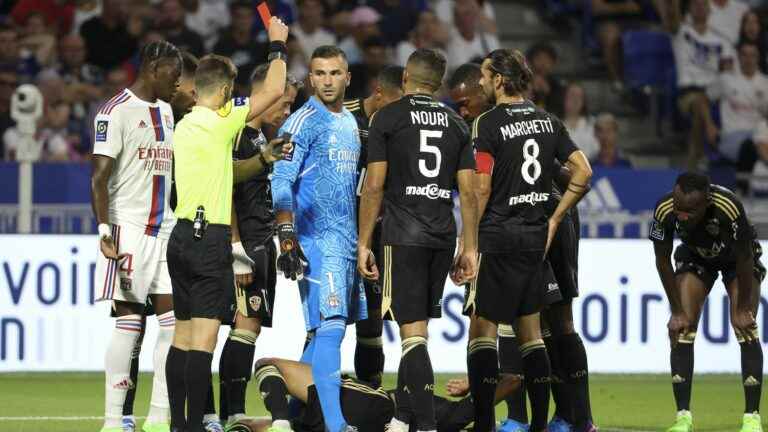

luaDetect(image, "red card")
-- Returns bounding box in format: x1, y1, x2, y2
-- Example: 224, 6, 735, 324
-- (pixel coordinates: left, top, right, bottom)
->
257, 2, 272, 29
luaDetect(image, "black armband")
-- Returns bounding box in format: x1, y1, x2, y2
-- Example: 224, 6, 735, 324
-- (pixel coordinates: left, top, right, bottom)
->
269, 41, 288, 57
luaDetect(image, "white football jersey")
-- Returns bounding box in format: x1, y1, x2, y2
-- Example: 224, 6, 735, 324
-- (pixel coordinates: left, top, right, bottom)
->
93, 89, 176, 239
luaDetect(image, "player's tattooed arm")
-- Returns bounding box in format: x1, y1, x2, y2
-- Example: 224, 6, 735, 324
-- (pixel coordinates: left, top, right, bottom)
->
547, 150, 592, 253
358, 161, 387, 280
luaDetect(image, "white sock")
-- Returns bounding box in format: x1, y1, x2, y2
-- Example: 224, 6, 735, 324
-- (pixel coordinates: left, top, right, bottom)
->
146, 311, 174, 424
104, 314, 142, 428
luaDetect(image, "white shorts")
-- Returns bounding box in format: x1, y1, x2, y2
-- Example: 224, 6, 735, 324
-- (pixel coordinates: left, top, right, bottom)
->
95, 223, 172, 303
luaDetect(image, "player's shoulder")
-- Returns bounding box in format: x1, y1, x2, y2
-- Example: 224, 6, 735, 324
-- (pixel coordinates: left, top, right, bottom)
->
96, 89, 132, 118
343, 98, 363, 113
710, 184, 744, 222
653, 191, 675, 224
282, 102, 321, 134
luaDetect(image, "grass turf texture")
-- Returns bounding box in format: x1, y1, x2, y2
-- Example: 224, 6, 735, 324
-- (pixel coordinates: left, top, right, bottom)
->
0, 373, 766, 431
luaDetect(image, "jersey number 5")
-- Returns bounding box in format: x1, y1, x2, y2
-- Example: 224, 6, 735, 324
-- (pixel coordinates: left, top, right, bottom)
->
522, 138, 542, 185
419, 130, 443, 178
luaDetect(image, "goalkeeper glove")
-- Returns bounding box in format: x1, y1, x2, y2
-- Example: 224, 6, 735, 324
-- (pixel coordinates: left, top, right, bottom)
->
276, 223, 308, 280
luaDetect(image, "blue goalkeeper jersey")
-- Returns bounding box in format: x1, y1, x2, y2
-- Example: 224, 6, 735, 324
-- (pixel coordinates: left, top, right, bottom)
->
272, 96, 361, 260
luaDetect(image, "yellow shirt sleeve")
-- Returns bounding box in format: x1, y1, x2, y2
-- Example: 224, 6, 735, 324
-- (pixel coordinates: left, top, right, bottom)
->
216, 97, 250, 138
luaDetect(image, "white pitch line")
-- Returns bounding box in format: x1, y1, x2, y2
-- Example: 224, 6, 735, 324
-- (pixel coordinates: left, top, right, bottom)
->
0, 416, 122, 421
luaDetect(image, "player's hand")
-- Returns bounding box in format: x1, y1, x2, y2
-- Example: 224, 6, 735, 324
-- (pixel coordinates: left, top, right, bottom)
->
357, 246, 379, 281
667, 313, 691, 348
452, 249, 478, 285
544, 217, 560, 256
276, 223, 308, 281
267, 17, 289, 43
261, 137, 293, 164
100, 236, 125, 261
445, 378, 470, 397
732, 308, 758, 343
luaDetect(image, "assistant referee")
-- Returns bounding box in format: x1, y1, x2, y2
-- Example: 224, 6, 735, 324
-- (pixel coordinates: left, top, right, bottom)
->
164, 17, 289, 432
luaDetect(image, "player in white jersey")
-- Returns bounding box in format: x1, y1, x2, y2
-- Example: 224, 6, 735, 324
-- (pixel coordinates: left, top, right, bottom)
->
91, 41, 183, 432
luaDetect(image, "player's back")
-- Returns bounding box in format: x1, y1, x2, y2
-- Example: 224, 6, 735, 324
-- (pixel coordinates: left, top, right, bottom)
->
93, 89, 176, 238
369, 94, 473, 249
473, 100, 577, 252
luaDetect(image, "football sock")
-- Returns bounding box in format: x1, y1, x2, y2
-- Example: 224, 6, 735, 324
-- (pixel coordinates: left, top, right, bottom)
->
394, 351, 413, 424
402, 336, 436, 431
740, 337, 763, 413
205, 384, 216, 415
670, 332, 695, 412
254, 364, 291, 421
300, 331, 316, 364
186, 350, 213, 432
311, 319, 347, 432
219, 328, 257, 420
559, 333, 592, 427
147, 311, 174, 424
355, 323, 385, 386
166, 345, 187, 429
123, 326, 144, 416
521, 339, 551, 432
467, 337, 499, 432
544, 331, 571, 423
498, 325, 528, 423
104, 314, 142, 428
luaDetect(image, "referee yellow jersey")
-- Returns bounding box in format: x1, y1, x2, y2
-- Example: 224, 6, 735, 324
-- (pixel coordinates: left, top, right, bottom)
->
174, 96, 250, 225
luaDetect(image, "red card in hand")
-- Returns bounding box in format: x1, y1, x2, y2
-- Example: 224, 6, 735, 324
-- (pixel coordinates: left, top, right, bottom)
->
257, 2, 272, 29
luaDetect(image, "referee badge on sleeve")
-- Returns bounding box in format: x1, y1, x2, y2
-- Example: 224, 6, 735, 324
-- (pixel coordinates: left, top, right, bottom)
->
650, 220, 665, 241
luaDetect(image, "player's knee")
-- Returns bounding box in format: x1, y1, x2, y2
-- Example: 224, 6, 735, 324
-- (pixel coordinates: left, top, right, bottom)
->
113, 300, 143, 317
469, 316, 497, 339
172, 320, 192, 350
677, 331, 697, 345
235, 314, 262, 336
400, 320, 428, 339
516, 314, 543, 344
189, 318, 220, 352
229, 327, 259, 346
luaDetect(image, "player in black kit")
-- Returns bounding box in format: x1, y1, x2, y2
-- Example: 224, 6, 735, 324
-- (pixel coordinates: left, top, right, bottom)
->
357, 48, 479, 432
343, 65, 404, 387
217, 64, 301, 428
463, 49, 592, 432
650, 173, 765, 432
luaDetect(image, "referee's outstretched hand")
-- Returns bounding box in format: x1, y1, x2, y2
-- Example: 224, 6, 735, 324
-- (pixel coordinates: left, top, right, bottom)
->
267, 17, 289, 43
276, 223, 308, 280
261, 137, 293, 164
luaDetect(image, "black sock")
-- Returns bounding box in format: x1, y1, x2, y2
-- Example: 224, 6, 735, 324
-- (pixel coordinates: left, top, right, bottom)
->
254, 364, 291, 421
219, 329, 257, 419
467, 337, 498, 432
123, 330, 143, 416
206, 383, 216, 416
395, 353, 413, 425
186, 350, 214, 432
498, 326, 527, 424
355, 322, 385, 387
740, 339, 763, 413
544, 333, 571, 423
166, 346, 188, 430
670, 333, 695, 412
402, 336, 436, 430
521, 340, 551, 432
559, 333, 592, 428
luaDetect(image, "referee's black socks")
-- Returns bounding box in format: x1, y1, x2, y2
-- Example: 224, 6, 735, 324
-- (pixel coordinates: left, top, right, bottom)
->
670, 332, 695, 412
498, 325, 528, 424
219, 328, 258, 420
559, 333, 593, 428
739, 334, 763, 413
166, 345, 187, 430
521, 339, 551, 432
467, 336, 499, 432
401, 336, 436, 431
254, 364, 291, 422
186, 350, 213, 432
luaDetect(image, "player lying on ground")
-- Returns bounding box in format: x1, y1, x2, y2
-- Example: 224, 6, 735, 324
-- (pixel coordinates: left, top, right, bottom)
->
223, 357, 521, 432
650, 172, 764, 432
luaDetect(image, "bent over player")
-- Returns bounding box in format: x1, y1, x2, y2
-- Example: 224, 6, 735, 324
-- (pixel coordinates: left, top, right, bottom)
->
91, 41, 182, 432
650, 172, 764, 432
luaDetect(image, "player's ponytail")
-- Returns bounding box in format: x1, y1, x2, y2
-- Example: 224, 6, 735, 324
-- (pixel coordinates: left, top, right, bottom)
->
486, 49, 533, 97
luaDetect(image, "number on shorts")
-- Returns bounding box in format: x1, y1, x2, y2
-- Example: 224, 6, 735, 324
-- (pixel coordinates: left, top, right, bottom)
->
119, 253, 134, 277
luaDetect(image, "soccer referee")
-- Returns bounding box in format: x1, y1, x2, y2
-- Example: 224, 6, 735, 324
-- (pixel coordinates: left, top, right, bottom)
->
165, 17, 289, 432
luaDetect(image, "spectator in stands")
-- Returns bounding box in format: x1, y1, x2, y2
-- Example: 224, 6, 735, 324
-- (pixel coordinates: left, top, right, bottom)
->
446, 0, 499, 70
213, 0, 268, 96
663, 0, 735, 170
396, 9, 449, 66
592, 113, 631, 168
80, 0, 139, 70
183, 0, 231, 51
747, 118, 768, 194
71, 0, 101, 36
738, 10, 767, 73
291, 0, 335, 71
709, 0, 749, 45
18, 12, 57, 68
348, 36, 390, 98
591, 0, 651, 89
373, 0, 426, 46
157, 0, 204, 57
563, 82, 599, 160
3, 97, 71, 162
0, 23, 41, 83
339, 6, 382, 65
527, 42, 564, 115
11, 0, 76, 36
0, 67, 18, 153
435, 0, 496, 35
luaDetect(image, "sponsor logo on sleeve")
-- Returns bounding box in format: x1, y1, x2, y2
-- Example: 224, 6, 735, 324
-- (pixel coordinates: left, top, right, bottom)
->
649, 220, 665, 241
96, 120, 108, 142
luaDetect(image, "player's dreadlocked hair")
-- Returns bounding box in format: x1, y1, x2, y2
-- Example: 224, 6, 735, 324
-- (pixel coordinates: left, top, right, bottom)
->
485, 49, 533, 97
139, 41, 182, 70
377, 65, 404, 92
676, 172, 711, 195
406, 48, 446, 91
180, 51, 199, 79
448, 63, 482, 92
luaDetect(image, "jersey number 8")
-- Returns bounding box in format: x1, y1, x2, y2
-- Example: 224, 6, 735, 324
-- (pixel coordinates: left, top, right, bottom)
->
419, 130, 443, 178
522, 138, 542, 185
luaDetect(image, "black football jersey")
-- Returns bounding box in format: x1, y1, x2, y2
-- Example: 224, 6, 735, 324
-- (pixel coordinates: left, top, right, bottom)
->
649, 185, 754, 265
232, 126, 274, 245
367, 94, 475, 248
344, 98, 372, 204
473, 100, 578, 252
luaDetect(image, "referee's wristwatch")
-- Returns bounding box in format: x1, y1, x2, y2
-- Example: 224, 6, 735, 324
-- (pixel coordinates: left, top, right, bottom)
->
98, 223, 112, 240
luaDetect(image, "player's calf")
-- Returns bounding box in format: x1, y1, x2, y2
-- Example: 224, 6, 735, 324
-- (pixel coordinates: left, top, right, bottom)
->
497, 324, 528, 426
103, 305, 144, 431
219, 323, 259, 422
254, 363, 293, 430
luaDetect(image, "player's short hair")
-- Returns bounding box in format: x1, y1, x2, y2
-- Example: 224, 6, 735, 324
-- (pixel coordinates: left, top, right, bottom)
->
195, 54, 238, 93
250, 63, 303, 90
311, 45, 348, 63
180, 51, 199, 78
485, 48, 533, 97
377, 65, 404, 92
676, 172, 711, 195
406, 48, 446, 92
139, 40, 183, 70
448, 63, 482, 92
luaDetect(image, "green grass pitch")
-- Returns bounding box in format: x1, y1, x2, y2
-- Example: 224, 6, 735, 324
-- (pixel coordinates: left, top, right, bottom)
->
0, 373, 766, 431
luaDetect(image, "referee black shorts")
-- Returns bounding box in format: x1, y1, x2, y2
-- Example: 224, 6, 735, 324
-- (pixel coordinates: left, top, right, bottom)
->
463, 250, 546, 324
167, 219, 234, 321
381, 244, 454, 324
222, 238, 277, 327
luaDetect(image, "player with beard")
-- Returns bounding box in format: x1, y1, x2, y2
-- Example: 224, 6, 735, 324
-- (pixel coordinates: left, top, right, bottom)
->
343, 65, 404, 387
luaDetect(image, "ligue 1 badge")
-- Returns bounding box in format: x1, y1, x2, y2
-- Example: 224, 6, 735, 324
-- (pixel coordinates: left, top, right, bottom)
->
328, 293, 340, 308
249, 295, 262, 311
705, 219, 720, 237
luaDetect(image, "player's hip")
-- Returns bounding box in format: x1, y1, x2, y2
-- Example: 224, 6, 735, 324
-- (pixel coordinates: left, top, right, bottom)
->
109, 211, 176, 240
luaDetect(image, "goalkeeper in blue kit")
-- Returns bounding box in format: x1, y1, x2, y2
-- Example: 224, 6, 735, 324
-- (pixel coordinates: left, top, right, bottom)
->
270, 45, 366, 432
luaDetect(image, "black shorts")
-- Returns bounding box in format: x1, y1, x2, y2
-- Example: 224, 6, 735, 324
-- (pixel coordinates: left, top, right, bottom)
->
381, 245, 454, 324
548, 216, 579, 300
222, 238, 277, 327
464, 250, 546, 323
434, 395, 475, 432
292, 379, 394, 432
543, 260, 564, 306
167, 219, 234, 321
673, 242, 766, 291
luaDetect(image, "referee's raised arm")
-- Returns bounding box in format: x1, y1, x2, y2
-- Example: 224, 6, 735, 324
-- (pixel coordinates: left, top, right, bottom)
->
246, 17, 289, 121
